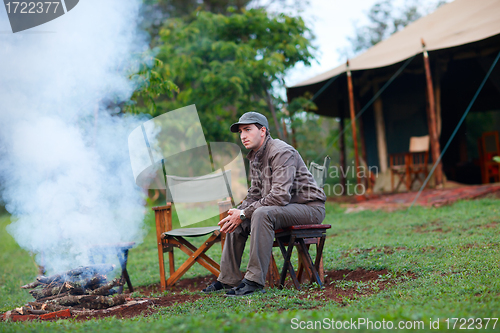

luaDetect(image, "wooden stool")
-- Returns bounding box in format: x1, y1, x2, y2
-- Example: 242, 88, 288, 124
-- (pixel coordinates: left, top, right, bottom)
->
269, 224, 331, 290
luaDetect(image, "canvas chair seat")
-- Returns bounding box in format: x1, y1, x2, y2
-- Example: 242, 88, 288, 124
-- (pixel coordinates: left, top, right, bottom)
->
267, 156, 331, 290
164, 226, 220, 237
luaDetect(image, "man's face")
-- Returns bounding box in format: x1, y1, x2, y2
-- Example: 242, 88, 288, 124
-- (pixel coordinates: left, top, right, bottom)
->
238, 124, 266, 151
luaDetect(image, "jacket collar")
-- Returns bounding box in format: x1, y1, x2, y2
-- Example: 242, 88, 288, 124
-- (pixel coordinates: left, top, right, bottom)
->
246, 134, 271, 162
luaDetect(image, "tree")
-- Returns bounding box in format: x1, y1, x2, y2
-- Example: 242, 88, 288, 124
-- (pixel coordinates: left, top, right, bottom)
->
339, 0, 448, 59
141, 0, 252, 43
138, 9, 314, 143
141, 0, 309, 43
125, 55, 179, 115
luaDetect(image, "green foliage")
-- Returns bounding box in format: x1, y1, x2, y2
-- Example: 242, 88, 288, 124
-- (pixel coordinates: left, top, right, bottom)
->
125, 56, 179, 115
143, 8, 314, 143
0, 215, 39, 312
141, 0, 310, 44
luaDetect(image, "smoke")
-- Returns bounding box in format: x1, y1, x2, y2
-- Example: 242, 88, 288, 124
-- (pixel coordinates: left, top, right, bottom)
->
0, 0, 150, 274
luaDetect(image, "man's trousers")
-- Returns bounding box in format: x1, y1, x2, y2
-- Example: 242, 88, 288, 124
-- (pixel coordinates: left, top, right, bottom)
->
217, 203, 326, 287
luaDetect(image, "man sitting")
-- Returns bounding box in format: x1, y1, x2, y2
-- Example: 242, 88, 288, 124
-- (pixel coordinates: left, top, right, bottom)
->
203, 112, 326, 296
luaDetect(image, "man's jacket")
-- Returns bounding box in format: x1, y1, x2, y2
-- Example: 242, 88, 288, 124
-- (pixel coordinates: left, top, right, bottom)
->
238, 135, 326, 219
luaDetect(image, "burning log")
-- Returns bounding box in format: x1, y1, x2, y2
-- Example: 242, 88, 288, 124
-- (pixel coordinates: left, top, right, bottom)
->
36, 264, 114, 285
47, 294, 126, 310
84, 275, 107, 290
20, 281, 41, 289
35, 292, 70, 303
89, 278, 123, 296
28, 302, 68, 313
12, 264, 127, 317
29, 282, 73, 300
15, 307, 49, 315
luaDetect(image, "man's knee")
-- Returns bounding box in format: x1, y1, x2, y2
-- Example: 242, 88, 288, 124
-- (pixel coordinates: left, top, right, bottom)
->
251, 206, 275, 220
251, 206, 276, 230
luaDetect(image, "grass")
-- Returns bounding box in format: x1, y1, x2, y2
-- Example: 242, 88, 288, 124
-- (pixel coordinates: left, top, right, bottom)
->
1, 197, 500, 332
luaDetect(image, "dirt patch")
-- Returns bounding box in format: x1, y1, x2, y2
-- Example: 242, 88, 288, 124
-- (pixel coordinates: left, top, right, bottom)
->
4, 269, 415, 322
300, 268, 414, 305
133, 275, 215, 296
414, 220, 450, 233
340, 184, 500, 212
341, 246, 406, 258
480, 221, 499, 228
71, 294, 206, 321
474, 191, 500, 200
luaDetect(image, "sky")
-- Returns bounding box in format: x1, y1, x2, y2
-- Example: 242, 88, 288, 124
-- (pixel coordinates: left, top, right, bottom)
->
285, 0, 449, 87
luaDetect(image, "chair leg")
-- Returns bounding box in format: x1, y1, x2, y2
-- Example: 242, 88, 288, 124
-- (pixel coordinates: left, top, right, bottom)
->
266, 253, 280, 287
318, 256, 325, 285
157, 241, 167, 291
175, 237, 221, 273
277, 236, 301, 290
166, 234, 220, 286
168, 251, 175, 276
296, 244, 312, 283
298, 239, 322, 288
395, 173, 405, 192
391, 171, 394, 192
119, 249, 134, 293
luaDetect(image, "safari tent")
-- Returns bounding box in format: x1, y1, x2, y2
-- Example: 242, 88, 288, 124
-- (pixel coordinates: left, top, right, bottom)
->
287, 0, 500, 189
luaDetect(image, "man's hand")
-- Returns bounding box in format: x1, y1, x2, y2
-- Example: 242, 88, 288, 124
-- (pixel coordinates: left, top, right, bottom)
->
219, 209, 243, 233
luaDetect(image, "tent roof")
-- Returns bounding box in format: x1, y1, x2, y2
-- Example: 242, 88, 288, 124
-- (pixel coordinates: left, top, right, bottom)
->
290, 0, 500, 88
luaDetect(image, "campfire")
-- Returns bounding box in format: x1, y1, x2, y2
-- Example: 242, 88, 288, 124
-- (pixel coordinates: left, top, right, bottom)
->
5, 264, 129, 320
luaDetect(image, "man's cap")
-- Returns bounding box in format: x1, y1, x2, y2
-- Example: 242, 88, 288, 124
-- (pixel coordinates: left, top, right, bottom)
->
230, 112, 269, 133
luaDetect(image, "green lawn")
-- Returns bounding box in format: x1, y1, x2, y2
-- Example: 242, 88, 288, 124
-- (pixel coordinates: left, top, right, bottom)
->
1, 198, 500, 332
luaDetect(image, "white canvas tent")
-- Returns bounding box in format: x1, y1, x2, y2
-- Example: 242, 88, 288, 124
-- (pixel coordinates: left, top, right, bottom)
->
290, 0, 500, 88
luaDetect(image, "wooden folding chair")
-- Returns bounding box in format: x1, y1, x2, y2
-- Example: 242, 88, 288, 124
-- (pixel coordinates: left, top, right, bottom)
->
478, 131, 500, 184
153, 201, 231, 290
267, 156, 332, 290
390, 135, 429, 192
408, 135, 430, 189
153, 171, 234, 290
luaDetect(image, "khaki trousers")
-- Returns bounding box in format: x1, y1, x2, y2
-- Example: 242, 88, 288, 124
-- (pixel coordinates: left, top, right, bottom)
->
217, 203, 326, 287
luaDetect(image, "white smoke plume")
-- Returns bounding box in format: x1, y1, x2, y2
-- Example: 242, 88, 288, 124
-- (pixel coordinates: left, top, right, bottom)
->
0, 0, 150, 274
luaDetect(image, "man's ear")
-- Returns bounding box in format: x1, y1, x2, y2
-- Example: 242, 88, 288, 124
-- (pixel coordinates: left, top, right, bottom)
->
261, 127, 266, 137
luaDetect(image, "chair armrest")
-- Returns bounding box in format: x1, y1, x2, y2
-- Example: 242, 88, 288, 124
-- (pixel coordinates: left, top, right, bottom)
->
218, 200, 232, 221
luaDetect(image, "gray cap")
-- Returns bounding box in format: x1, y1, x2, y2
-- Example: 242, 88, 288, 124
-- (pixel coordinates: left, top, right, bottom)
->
230, 112, 269, 133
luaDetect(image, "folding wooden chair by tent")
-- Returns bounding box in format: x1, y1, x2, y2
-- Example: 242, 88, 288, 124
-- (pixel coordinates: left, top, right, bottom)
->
478, 131, 500, 184
389, 135, 429, 192
153, 171, 233, 290
267, 156, 332, 290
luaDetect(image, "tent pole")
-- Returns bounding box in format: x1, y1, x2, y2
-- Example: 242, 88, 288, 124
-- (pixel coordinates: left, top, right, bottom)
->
346, 61, 361, 186
435, 63, 442, 137
373, 83, 388, 173
339, 105, 346, 195
421, 39, 444, 188
357, 104, 372, 193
